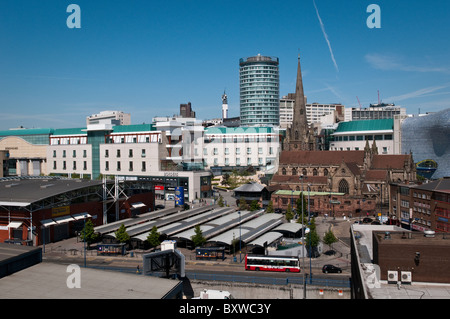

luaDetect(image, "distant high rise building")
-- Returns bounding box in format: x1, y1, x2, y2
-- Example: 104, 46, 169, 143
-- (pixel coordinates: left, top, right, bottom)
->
222, 91, 228, 119
239, 54, 279, 126
86, 111, 131, 126
180, 102, 196, 118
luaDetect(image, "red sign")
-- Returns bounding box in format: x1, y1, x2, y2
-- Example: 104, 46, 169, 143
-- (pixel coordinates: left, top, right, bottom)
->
155, 185, 164, 191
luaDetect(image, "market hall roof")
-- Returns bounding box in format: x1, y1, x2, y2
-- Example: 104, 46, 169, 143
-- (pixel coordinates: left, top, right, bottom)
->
0, 177, 103, 207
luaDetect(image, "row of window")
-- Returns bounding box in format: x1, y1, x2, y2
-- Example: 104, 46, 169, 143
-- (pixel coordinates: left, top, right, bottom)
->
207, 147, 274, 156
104, 149, 147, 158
53, 150, 88, 158
209, 157, 267, 166
104, 161, 147, 172
333, 134, 393, 141
282, 167, 329, 176
53, 161, 88, 171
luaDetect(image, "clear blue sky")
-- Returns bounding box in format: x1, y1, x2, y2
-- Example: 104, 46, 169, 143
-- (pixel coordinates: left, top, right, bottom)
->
1, 0, 449, 129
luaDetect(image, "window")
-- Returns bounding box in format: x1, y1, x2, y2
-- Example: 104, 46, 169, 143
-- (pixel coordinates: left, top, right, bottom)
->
63, 161, 66, 170
213, 148, 218, 155
214, 158, 218, 166
258, 158, 263, 165
117, 149, 121, 158
63, 150, 66, 158
224, 148, 229, 155
247, 147, 251, 155
142, 161, 146, 172
73, 150, 76, 158
83, 150, 87, 158
258, 147, 263, 154
338, 179, 349, 194
53, 161, 57, 169
313, 168, 318, 176
129, 161, 133, 171
269, 147, 273, 155
141, 149, 146, 157
302, 168, 307, 176
105, 149, 109, 158
129, 149, 133, 158
247, 157, 252, 165
324, 168, 329, 176
117, 161, 121, 171
292, 168, 297, 176
236, 148, 240, 155
203, 148, 207, 155
105, 161, 109, 171
83, 161, 87, 170
53, 150, 56, 158
282, 168, 287, 175
73, 161, 76, 170
236, 158, 241, 166
225, 158, 229, 165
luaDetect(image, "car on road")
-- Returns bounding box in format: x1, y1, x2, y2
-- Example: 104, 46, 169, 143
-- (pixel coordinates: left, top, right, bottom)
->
322, 264, 342, 273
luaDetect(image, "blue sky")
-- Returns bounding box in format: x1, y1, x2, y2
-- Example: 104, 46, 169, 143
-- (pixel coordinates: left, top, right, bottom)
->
1, 0, 449, 129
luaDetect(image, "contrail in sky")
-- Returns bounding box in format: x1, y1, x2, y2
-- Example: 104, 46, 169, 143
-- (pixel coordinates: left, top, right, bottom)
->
313, 0, 339, 73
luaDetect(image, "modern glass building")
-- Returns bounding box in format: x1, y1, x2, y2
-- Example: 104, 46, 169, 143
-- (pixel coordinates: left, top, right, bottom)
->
239, 55, 279, 126
401, 109, 450, 179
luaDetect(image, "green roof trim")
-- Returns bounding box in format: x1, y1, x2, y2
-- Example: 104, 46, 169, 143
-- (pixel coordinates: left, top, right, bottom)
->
334, 119, 394, 133
53, 128, 87, 136
0, 128, 54, 137
205, 126, 275, 134
111, 124, 155, 133
274, 190, 345, 196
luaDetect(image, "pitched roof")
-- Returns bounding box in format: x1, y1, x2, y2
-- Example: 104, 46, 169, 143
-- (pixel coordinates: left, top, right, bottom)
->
372, 155, 409, 169
279, 150, 365, 166
365, 170, 388, 181
234, 182, 265, 193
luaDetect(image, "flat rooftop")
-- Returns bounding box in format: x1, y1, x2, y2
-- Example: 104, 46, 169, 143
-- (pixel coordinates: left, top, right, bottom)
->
0, 262, 182, 299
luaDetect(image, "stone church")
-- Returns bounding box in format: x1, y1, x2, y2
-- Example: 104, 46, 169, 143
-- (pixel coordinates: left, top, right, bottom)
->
271, 56, 416, 218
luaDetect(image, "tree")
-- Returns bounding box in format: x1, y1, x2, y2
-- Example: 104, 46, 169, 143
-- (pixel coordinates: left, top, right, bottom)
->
249, 200, 260, 211
146, 226, 160, 249
296, 192, 308, 220
238, 198, 248, 211
217, 195, 224, 207
115, 224, 130, 244
305, 217, 320, 257
191, 225, 206, 247
323, 228, 339, 252
266, 200, 274, 214
80, 219, 99, 248
285, 203, 294, 222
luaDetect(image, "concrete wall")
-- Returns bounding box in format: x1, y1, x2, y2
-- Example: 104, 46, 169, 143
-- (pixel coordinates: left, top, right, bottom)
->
189, 280, 351, 299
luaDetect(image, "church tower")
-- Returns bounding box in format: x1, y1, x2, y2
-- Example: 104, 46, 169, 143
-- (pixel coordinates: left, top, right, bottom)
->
284, 55, 315, 151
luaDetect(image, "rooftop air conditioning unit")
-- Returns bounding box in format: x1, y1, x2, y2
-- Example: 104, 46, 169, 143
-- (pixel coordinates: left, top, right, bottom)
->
401, 271, 412, 284
387, 271, 398, 284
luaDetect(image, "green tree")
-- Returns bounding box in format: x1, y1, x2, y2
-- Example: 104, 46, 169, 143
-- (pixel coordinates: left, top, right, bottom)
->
146, 226, 160, 249
115, 224, 130, 244
285, 203, 294, 221
191, 225, 206, 247
80, 219, 99, 248
238, 198, 248, 211
305, 217, 320, 257
296, 192, 308, 219
217, 195, 224, 207
323, 228, 339, 252
249, 200, 260, 211
266, 200, 274, 214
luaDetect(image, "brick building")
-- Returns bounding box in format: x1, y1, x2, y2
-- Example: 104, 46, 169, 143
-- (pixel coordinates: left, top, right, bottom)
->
389, 178, 450, 233
270, 141, 416, 217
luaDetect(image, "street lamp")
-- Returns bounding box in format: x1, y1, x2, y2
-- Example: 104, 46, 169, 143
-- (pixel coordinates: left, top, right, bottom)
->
238, 211, 242, 263
307, 183, 312, 284
299, 174, 306, 299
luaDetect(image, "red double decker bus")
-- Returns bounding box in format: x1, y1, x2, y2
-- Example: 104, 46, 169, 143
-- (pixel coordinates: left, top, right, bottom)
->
244, 254, 301, 273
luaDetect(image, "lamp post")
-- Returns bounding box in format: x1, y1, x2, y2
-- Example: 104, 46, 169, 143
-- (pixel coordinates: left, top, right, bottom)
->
238, 211, 242, 263
307, 184, 312, 284
299, 174, 306, 299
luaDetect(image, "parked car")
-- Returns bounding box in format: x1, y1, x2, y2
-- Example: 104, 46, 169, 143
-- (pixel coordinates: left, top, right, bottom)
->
362, 217, 373, 224
322, 264, 342, 273
155, 204, 165, 210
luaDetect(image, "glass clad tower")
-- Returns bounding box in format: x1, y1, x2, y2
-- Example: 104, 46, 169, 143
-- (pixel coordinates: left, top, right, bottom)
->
239, 55, 279, 126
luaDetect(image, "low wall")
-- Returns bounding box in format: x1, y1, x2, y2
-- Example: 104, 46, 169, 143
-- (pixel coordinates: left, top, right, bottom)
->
188, 280, 351, 299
